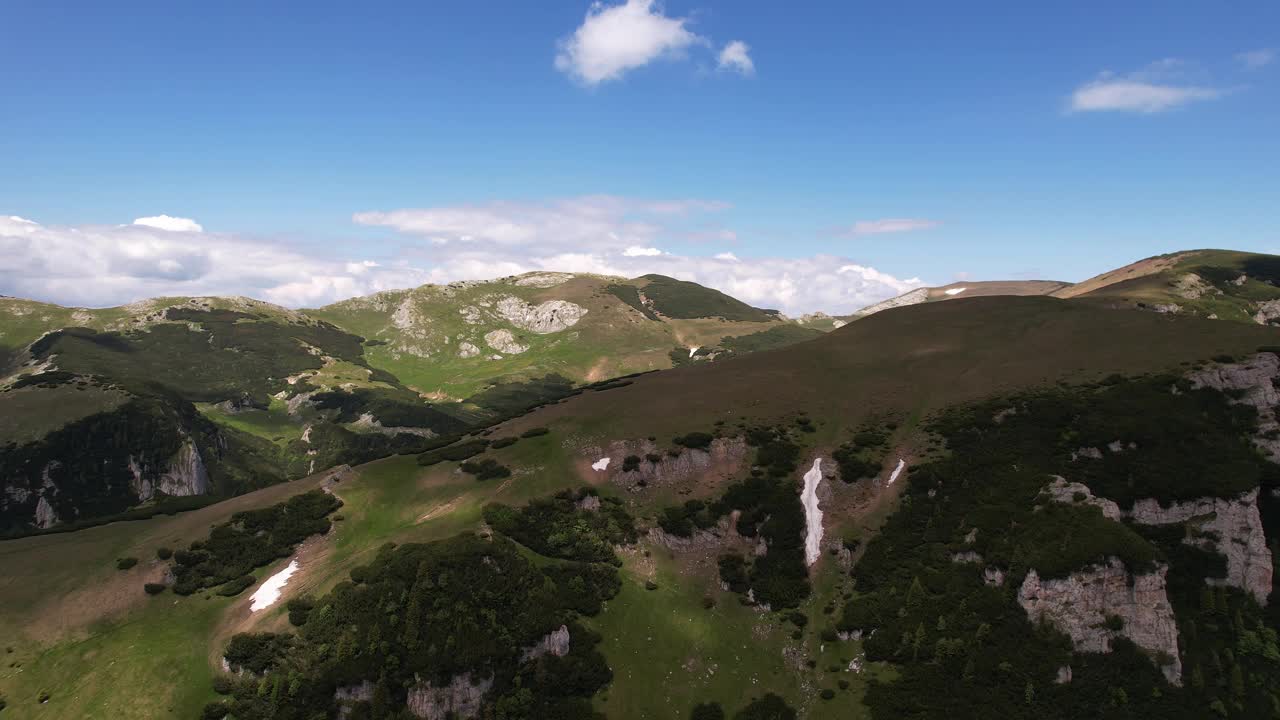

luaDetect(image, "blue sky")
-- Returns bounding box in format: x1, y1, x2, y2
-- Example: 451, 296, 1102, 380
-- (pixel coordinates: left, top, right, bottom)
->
2, 1, 1277, 313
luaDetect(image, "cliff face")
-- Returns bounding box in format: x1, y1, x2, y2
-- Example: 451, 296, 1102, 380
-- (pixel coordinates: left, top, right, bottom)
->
405, 673, 493, 720
1018, 558, 1182, 684
1129, 489, 1272, 604
1188, 352, 1280, 460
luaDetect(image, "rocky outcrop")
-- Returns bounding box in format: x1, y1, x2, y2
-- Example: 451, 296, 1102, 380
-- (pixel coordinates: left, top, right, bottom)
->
1188, 352, 1280, 460
1254, 299, 1280, 325
483, 329, 528, 354
591, 437, 748, 490
334, 680, 375, 717
1039, 476, 1272, 604
512, 272, 574, 288
1018, 558, 1181, 684
521, 625, 571, 661
1128, 489, 1272, 603
494, 296, 587, 334
1042, 476, 1121, 521
155, 439, 210, 497
854, 287, 929, 317
458, 342, 480, 359
351, 413, 438, 439
1172, 273, 1216, 300
34, 494, 58, 529
406, 673, 493, 720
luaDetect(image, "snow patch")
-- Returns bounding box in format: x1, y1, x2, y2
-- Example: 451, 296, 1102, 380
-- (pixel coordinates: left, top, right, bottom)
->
688, 346, 700, 358
944, 287, 967, 296
591, 457, 611, 471
887, 458, 906, 485
250, 560, 299, 612
801, 458, 824, 566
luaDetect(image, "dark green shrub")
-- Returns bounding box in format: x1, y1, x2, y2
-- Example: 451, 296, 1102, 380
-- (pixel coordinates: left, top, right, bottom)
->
673, 432, 714, 450
490, 436, 518, 449
520, 427, 550, 438
691, 701, 726, 720
156, 547, 173, 560
116, 557, 138, 571
143, 583, 167, 595
734, 693, 796, 719
622, 455, 642, 472
217, 575, 256, 597
287, 596, 314, 626
459, 458, 511, 480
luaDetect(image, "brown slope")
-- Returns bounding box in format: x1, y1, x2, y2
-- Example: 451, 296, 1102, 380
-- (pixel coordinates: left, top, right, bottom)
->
502, 295, 1280, 439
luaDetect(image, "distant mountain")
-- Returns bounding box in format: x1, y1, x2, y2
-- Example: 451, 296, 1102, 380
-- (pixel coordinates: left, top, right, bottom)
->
0, 273, 819, 535
854, 250, 1280, 327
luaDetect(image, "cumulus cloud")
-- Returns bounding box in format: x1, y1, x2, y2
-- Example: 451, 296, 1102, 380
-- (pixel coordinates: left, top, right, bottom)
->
555, 0, 703, 85
3, 203, 925, 316
717, 40, 754, 76
844, 218, 941, 236
622, 246, 664, 256
354, 196, 724, 251
132, 215, 204, 233
1237, 48, 1275, 70
0, 215, 426, 308
1069, 60, 1226, 113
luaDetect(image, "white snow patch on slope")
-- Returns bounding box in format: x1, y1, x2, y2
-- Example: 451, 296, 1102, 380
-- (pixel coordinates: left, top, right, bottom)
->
887, 458, 906, 485
592, 457, 611, 471
688, 346, 700, 358
250, 560, 299, 612
801, 458, 825, 566
944, 287, 968, 296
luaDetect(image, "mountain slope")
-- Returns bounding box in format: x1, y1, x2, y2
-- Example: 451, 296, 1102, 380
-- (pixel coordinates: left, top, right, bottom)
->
855, 279, 1071, 317
1056, 249, 1280, 323
308, 272, 793, 400
1, 291, 1278, 719
0, 275, 816, 535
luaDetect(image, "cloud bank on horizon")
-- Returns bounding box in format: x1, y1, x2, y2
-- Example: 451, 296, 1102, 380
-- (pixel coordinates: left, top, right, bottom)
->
0, 206, 924, 316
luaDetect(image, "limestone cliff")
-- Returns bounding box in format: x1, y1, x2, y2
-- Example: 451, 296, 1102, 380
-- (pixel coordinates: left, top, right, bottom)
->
405, 673, 493, 720
1018, 558, 1182, 684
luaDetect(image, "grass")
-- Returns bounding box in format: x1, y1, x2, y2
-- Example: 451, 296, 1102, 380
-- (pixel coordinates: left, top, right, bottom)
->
0, 384, 130, 445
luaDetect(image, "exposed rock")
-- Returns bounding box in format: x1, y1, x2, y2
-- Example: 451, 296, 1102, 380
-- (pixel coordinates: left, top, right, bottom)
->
458, 306, 483, 324
494, 296, 587, 334
982, 567, 1006, 587
1151, 303, 1182, 314
1018, 558, 1181, 684
351, 413, 438, 439
1255, 300, 1280, 325
950, 551, 984, 564
512, 272, 574, 288
156, 440, 210, 497
1172, 273, 1216, 300
334, 680, 376, 717
34, 494, 59, 529
576, 494, 601, 512
521, 624, 571, 661
484, 329, 528, 354
1127, 489, 1272, 603
405, 673, 493, 720
964, 528, 979, 544
855, 287, 930, 317
1041, 476, 1122, 521
458, 342, 480, 359
592, 437, 748, 491
1188, 353, 1280, 460
1232, 274, 1248, 286
1055, 665, 1073, 684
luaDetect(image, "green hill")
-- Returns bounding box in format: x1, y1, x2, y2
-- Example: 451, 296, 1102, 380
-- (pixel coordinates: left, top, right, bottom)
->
2, 282, 1279, 720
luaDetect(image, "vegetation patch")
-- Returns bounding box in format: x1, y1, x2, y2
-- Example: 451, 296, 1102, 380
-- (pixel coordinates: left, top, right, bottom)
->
638, 275, 777, 322
483, 488, 637, 564
168, 490, 340, 595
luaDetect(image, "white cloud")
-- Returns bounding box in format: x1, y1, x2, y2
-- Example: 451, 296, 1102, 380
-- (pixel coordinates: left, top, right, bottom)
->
2, 203, 926, 316
354, 196, 724, 252
845, 218, 941, 236
1069, 61, 1225, 113
1237, 48, 1275, 70
717, 40, 754, 76
622, 246, 664, 256
132, 215, 204, 233
555, 0, 703, 85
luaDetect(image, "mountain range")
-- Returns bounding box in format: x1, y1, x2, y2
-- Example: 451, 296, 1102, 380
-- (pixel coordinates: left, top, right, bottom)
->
1, 250, 1279, 720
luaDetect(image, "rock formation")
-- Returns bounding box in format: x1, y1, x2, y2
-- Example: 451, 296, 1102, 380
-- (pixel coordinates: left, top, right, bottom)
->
1018, 558, 1182, 684
494, 296, 587, 333
405, 673, 493, 720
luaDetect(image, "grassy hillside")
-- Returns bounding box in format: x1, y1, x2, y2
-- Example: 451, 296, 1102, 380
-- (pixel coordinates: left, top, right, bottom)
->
1061, 250, 1280, 323
3, 291, 1278, 719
